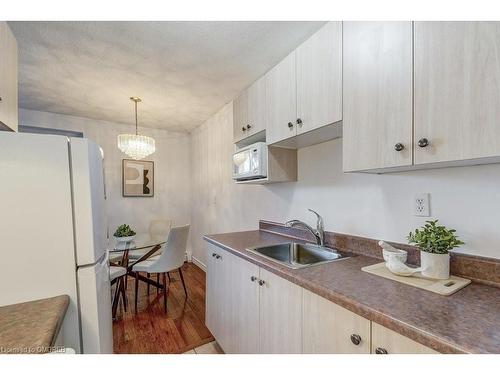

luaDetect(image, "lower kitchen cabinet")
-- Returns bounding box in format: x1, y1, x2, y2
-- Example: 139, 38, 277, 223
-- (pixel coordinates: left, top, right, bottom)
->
302, 289, 371, 353
205, 243, 231, 350
205, 242, 440, 354
259, 268, 303, 354
205, 243, 302, 353
229, 252, 260, 353
206, 243, 259, 353
371, 322, 438, 354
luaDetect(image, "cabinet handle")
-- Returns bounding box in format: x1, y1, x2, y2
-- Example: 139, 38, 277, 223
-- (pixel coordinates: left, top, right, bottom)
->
394, 143, 404, 152
296, 118, 302, 126
0, 96, 3, 102
418, 138, 429, 148
258, 279, 265, 286
246, 124, 252, 130
350, 334, 362, 346
242, 127, 246, 132
375, 347, 388, 354
287, 122, 294, 129
250, 276, 257, 282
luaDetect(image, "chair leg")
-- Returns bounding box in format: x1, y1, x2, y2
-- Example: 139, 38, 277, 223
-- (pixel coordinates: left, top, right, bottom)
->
162, 272, 168, 313
156, 273, 160, 294
179, 267, 188, 298
147, 273, 150, 295
167, 272, 171, 282
121, 277, 127, 312
134, 272, 139, 314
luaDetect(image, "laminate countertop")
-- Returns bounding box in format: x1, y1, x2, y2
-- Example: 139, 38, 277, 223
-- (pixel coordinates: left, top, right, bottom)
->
0, 295, 69, 354
204, 230, 500, 354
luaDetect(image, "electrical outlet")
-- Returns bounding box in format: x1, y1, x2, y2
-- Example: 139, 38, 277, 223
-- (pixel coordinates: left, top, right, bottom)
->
414, 193, 430, 217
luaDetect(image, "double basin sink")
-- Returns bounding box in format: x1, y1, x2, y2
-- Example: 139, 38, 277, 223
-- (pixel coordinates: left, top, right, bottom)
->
247, 242, 347, 269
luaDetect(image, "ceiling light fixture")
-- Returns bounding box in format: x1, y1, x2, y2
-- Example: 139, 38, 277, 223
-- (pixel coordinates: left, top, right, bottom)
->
117, 97, 155, 160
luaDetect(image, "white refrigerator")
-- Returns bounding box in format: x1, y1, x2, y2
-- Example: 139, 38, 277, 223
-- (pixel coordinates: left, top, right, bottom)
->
0, 131, 113, 353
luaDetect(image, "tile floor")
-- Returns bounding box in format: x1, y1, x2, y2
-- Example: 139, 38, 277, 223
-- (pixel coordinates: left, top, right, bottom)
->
183, 341, 224, 354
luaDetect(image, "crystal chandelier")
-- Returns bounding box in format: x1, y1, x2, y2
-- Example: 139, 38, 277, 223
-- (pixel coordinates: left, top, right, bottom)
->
117, 97, 155, 160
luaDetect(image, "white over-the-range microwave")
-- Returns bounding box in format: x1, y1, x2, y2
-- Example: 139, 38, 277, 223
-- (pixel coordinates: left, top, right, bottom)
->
232, 142, 268, 181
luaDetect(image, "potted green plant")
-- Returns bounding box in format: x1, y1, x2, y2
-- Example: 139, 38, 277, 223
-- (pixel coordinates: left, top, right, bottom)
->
407, 220, 464, 279
113, 224, 136, 243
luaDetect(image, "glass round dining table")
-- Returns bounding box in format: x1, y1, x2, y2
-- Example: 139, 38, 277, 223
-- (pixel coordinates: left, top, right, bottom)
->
108, 233, 166, 270
107, 233, 167, 318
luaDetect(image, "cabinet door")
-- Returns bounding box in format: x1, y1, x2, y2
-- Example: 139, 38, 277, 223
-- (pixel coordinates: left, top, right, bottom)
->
302, 289, 371, 353
296, 22, 342, 135
233, 90, 249, 143
0, 22, 18, 132
259, 268, 302, 353
414, 22, 500, 165
371, 323, 438, 354
230, 253, 260, 353
246, 76, 266, 137
205, 244, 217, 336
205, 243, 232, 351
343, 22, 413, 172
265, 52, 297, 144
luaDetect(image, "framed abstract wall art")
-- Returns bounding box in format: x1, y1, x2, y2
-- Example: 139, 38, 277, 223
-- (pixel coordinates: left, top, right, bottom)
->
122, 159, 154, 197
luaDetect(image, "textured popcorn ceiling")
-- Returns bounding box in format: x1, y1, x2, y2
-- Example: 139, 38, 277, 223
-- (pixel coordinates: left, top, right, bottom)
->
9, 21, 324, 132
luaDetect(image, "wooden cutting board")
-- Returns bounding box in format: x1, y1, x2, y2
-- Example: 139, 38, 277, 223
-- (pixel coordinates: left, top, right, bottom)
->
361, 262, 471, 296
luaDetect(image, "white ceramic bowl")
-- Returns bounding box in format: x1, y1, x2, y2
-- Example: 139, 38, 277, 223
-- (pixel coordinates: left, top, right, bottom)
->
114, 235, 136, 243
382, 248, 407, 264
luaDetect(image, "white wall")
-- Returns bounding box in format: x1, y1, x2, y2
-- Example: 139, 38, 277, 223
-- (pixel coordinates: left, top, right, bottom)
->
190, 102, 500, 266
20, 109, 192, 246
20, 104, 500, 266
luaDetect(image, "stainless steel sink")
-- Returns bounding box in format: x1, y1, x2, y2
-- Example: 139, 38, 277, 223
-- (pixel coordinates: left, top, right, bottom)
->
247, 242, 347, 269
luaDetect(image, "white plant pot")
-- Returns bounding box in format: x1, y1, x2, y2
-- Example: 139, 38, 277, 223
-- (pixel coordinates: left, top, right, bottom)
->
420, 251, 450, 280
114, 235, 135, 243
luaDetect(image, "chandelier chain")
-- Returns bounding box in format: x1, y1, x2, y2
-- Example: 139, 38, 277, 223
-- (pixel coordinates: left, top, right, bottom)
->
134, 100, 138, 135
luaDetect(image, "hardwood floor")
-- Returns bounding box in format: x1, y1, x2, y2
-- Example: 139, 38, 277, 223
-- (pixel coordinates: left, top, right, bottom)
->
112, 262, 214, 354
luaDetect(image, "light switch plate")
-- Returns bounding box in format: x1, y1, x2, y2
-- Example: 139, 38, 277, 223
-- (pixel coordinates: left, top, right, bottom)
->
414, 193, 430, 217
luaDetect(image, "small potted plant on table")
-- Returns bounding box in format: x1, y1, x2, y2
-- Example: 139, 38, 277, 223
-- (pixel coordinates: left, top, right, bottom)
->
114, 224, 136, 243
408, 220, 464, 280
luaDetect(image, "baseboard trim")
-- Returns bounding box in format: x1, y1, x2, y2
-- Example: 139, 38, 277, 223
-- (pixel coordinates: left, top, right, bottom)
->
191, 256, 206, 272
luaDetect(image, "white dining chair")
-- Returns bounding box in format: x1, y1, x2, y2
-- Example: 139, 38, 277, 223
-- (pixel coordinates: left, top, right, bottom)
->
128, 219, 173, 261
149, 219, 173, 238
131, 224, 190, 313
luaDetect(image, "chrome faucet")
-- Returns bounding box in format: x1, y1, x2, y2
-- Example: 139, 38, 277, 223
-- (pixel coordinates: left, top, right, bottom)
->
285, 209, 325, 246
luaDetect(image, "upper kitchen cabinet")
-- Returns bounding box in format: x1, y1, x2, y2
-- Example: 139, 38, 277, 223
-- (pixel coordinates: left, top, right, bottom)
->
296, 21, 342, 136
0, 22, 18, 132
233, 75, 266, 144
343, 22, 413, 172
414, 22, 500, 165
265, 51, 297, 145
266, 22, 343, 148
233, 90, 249, 143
